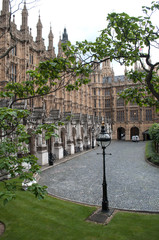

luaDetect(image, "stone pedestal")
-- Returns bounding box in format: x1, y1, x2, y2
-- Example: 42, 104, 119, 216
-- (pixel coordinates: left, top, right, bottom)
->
77, 138, 83, 151
67, 141, 75, 155
84, 137, 90, 149
54, 143, 63, 159
36, 146, 48, 166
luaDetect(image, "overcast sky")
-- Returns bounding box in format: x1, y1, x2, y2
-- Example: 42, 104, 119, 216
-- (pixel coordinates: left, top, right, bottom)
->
0, 0, 157, 74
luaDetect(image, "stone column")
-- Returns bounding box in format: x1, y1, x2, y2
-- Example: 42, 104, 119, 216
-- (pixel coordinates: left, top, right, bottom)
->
76, 122, 83, 151
54, 142, 64, 159
67, 140, 75, 155
36, 133, 48, 166
66, 122, 74, 155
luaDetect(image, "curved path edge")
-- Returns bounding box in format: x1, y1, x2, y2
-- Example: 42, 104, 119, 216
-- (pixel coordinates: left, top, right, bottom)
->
38, 141, 159, 212
47, 191, 159, 214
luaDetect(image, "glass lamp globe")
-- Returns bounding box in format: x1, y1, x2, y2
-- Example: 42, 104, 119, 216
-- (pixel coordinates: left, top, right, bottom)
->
96, 123, 111, 148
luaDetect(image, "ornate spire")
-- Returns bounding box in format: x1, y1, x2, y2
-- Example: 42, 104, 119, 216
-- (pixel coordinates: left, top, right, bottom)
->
48, 25, 56, 57
2, 0, 9, 14
1, 0, 10, 15
1, 0, 10, 26
48, 24, 53, 40
36, 14, 43, 42
61, 28, 68, 43
20, 0, 29, 31
48, 25, 53, 49
58, 35, 62, 57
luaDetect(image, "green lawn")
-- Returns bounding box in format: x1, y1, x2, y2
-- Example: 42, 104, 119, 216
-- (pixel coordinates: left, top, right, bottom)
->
0, 186, 159, 240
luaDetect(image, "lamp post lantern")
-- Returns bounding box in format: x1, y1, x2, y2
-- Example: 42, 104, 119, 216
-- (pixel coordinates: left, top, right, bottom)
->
96, 122, 111, 212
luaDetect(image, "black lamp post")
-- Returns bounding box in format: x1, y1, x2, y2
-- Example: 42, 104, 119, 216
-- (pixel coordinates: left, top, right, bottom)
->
92, 127, 95, 149
96, 122, 111, 212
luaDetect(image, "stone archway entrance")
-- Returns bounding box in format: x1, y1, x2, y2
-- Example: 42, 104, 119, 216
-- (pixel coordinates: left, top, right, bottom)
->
143, 130, 151, 141
117, 127, 125, 140
72, 127, 76, 146
47, 137, 55, 165
61, 128, 66, 147
81, 127, 84, 142
130, 127, 139, 140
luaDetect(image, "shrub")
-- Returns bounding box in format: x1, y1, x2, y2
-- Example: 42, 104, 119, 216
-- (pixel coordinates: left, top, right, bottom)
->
149, 123, 159, 143
145, 141, 159, 166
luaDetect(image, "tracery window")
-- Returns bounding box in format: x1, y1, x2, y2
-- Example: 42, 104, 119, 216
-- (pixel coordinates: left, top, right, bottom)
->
105, 89, 110, 96
117, 98, 124, 106
117, 111, 124, 122
11, 46, 17, 56
11, 63, 17, 82
130, 110, 138, 121
105, 99, 110, 107
94, 99, 96, 107
146, 109, 152, 121
105, 111, 111, 119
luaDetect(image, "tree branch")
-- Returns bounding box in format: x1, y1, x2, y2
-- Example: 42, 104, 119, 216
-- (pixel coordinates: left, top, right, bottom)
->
145, 68, 159, 101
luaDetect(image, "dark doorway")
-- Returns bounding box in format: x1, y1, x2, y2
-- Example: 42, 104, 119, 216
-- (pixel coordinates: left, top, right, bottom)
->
117, 127, 125, 140
130, 127, 139, 140
47, 137, 54, 165
143, 130, 151, 141
72, 127, 76, 146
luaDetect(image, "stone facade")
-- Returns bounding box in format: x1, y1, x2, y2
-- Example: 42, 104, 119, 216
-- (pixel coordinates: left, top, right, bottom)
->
0, 1, 158, 165
90, 62, 159, 141
0, 1, 105, 165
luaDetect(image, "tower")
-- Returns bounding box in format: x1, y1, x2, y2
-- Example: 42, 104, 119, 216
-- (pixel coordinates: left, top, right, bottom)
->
36, 14, 45, 51
20, 0, 29, 32
58, 35, 62, 57
36, 14, 43, 43
2, 0, 9, 14
58, 28, 69, 57
61, 27, 68, 43
1, 0, 10, 26
48, 25, 56, 58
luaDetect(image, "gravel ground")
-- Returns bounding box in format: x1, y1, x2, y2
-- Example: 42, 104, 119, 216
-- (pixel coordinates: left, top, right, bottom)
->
39, 141, 159, 212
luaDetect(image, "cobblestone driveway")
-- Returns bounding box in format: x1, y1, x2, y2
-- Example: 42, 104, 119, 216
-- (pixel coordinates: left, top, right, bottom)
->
39, 141, 159, 212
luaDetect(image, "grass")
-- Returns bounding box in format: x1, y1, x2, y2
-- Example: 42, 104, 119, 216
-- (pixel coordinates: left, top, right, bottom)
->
145, 140, 159, 165
0, 183, 159, 240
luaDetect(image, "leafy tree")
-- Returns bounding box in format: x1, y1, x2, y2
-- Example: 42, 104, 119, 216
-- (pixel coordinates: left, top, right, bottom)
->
65, 1, 159, 108
0, 1, 91, 205
0, 59, 91, 204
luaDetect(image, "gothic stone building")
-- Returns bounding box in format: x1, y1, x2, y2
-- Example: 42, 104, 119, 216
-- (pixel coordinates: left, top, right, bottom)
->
0, 1, 158, 165
91, 60, 159, 141
0, 0, 105, 165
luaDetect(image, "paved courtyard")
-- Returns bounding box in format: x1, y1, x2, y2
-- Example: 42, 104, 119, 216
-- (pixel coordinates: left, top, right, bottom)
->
39, 141, 159, 212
